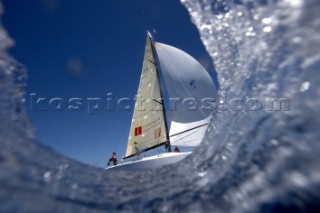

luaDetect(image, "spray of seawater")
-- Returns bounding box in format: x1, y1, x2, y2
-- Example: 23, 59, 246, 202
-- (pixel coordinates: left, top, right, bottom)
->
178, 0, 320, 212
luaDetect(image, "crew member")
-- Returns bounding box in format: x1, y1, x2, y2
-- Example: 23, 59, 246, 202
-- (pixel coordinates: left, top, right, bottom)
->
107, 152, 117, 166
174, 146, 180, 153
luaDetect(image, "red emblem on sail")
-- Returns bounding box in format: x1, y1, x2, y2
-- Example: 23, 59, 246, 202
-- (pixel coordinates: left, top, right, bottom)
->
134, 126, 142, 136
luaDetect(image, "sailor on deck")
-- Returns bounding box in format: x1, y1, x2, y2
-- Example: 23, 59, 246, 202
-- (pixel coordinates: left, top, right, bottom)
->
107, 152, 117, 166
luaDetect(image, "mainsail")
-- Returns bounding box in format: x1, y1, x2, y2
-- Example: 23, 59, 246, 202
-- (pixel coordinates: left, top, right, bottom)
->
154, 42, 218, 146
124, 35, 168, 158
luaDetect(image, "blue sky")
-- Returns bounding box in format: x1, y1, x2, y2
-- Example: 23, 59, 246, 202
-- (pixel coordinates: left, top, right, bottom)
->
3, 0, 218, 167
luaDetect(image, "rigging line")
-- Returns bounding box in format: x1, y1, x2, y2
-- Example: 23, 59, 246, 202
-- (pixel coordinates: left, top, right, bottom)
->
123, 141, 167, 159
113, 117, 131, 152
152, 98, 163, 105
148, 59, 156, 65
172, 125, 204, 143
172, 132, 198, 144
170, 122, 208, 137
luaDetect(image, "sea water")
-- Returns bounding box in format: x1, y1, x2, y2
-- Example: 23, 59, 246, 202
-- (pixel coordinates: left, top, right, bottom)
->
1, 0, 320, 212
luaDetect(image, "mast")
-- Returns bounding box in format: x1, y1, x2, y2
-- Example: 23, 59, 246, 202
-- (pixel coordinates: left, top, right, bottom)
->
148, 32, 172, 152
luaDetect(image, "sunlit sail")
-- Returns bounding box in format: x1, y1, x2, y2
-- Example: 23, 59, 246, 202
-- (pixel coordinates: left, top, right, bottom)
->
107, 32, 217, 170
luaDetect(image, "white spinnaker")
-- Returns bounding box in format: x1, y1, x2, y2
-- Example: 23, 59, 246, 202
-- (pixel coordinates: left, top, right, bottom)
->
155, 42, 217, 146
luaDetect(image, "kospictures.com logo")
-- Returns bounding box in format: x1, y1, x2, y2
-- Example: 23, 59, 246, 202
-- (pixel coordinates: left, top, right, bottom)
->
29, 93, 290, 115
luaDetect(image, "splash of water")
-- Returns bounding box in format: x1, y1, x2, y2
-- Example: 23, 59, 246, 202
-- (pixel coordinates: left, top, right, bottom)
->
0, 2, 32, 138
179, 0, 320, 211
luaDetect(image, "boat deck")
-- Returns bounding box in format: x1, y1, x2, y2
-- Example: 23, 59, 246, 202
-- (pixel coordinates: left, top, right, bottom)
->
105, 152, 191, 171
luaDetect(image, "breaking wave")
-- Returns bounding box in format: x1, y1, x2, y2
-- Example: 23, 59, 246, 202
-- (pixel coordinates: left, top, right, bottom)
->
1, 0, 320, 212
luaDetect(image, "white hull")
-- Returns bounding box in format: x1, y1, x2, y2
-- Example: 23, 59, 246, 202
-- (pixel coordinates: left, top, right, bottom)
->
105, 152, 191, 171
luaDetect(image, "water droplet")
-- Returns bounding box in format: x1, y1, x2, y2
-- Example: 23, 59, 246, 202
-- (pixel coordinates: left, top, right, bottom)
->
291, 172, 307, 187
285, 0, 303, 8
217, 15, 223, 19
246, 32, 256, 37
44, 171, 51, 182
300, 81, 310, 92
263, 26, 272, 33
198, 171, 206, 177
270, 139, 279, 145
292, 36, 302, 43
221, 155, 227, 161
262, 18, 272, 24
71, 183, 78, 190
227, 143, 233, 147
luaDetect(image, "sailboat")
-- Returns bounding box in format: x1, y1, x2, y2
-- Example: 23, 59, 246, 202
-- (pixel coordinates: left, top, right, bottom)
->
106, 32, 217, 171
